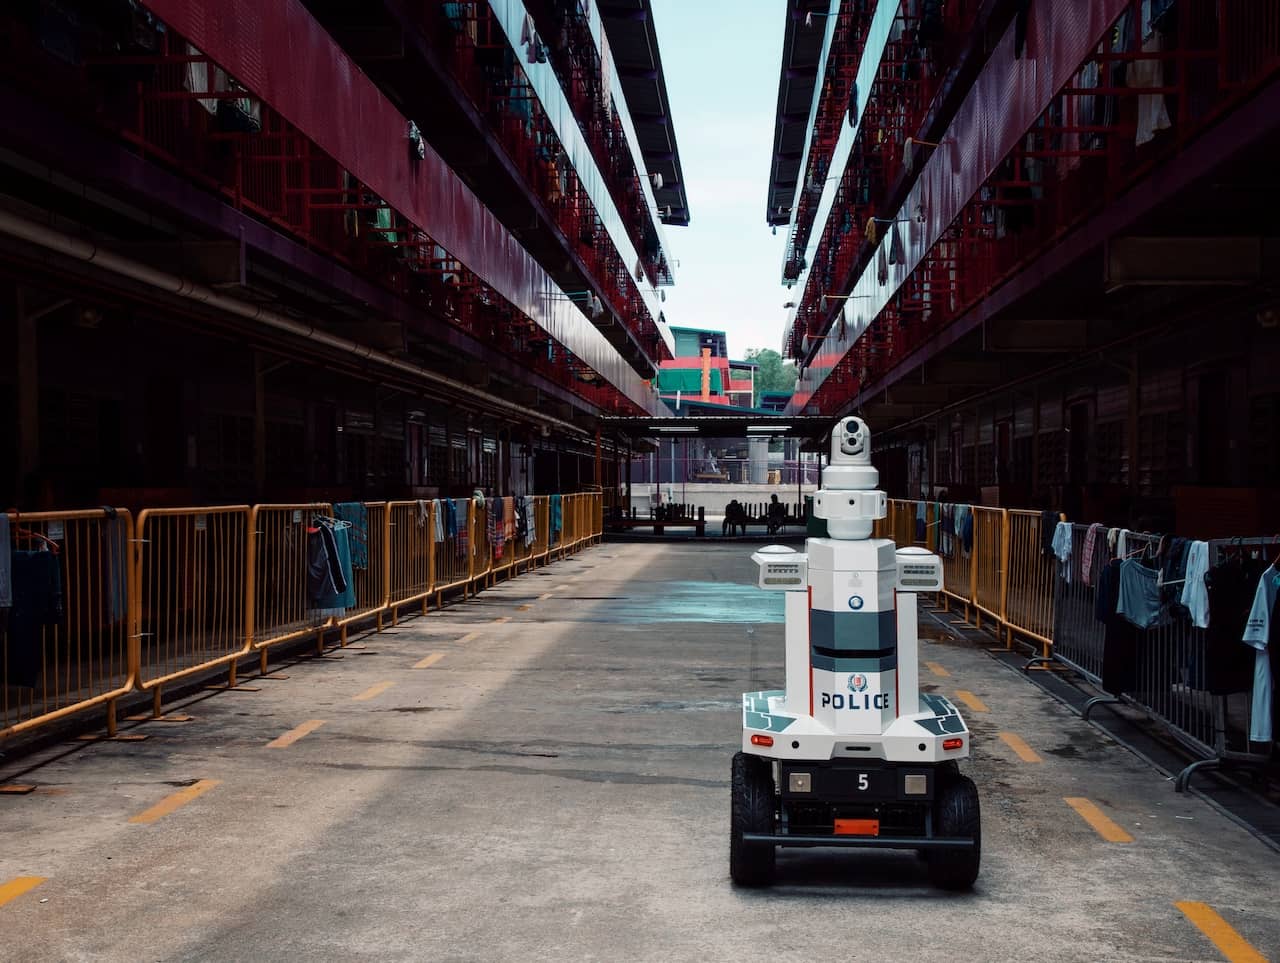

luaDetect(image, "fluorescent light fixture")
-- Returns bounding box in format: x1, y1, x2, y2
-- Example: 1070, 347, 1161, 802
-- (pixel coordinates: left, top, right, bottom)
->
748, 425, 791, 432
652, 426, 698, 433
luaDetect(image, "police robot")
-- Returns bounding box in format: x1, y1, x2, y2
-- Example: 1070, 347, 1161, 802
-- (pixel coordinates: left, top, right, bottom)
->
732, 416, 980, 889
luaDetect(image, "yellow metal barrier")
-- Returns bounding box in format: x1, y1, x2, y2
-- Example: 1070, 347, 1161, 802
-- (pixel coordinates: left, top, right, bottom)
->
248, 504, 333, 663
508, 498, 535, 574
971, 507, 1007, 633
532, 496, 550, 564
387, 500, 435, 620
135, 506, 251, 712
565, 494, 580, 550
1, 492, 595, 744
333, 503, 390, 644
489, 498, 518, 583
1004, 509, 1059, 656
2, 509, 135, 739
433, 499, 472, 599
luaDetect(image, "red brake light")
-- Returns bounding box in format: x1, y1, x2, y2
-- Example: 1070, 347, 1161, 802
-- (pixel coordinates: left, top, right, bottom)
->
750, 734, 774, 747
943, 738, 964, 751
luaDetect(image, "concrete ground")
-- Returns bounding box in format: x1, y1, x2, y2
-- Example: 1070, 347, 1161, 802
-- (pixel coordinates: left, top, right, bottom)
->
0, 541, 1276, 962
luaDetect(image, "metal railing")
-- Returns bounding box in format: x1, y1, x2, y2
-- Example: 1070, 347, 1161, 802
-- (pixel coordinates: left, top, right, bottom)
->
1, 491, 603, 744
135, 506, 250, 714
2, 509, 135, 737
880, 501, 1275, 790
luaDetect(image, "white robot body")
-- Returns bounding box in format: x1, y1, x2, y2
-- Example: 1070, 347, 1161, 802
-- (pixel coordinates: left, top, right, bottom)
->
733, 417, 980, 889
743, 418, 966, 763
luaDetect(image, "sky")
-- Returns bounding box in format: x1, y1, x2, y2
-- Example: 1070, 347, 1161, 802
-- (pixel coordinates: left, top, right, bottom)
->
648, 0, 792, 360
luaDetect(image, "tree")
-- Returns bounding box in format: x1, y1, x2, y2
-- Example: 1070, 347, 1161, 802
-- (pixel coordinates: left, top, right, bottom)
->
744, 348, 797, 406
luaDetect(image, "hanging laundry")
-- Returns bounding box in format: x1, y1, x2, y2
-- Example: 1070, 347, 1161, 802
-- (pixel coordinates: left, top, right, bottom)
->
334, 502, 369, 570
938, 504, 955, 559
430, 500, 445, 545
103, 513, 129, 625
307, 522, 348, 606
488, 496, 505, 560
1116, 558, 1165, 629
1203, 553, 1262, 695
887, 221, 905, 265
955, 505, 973, 555
1180, 541, 1211, 629
444, 498, 458, 540
551, 494, 563, 538
1094, 558, 1137, 695
1081, 523, 1105, 587
1130, 33, 1172, 146
1242, 565, 1278, 743
4, 549, 63, 688
454, 499, 470, 558
1051, 521, 1074, 583
523, 496, 537, 547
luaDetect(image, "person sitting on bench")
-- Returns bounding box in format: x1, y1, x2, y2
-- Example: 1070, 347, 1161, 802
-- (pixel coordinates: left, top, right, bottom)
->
766, 494, 786, 536
722, 499, 746, 536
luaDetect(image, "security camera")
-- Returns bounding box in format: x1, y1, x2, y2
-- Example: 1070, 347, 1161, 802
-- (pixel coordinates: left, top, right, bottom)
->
814, 415, 884, 534
831, 415, 871, 464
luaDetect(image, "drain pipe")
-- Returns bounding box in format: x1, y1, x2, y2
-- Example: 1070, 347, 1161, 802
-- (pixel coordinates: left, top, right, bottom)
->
0, 209, 587, 435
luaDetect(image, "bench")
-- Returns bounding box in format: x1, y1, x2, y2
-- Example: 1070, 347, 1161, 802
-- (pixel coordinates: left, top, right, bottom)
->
607, 517, 707, 536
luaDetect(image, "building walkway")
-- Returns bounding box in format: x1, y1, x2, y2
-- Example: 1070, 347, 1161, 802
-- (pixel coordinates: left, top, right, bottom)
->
0, 542, 1276, 962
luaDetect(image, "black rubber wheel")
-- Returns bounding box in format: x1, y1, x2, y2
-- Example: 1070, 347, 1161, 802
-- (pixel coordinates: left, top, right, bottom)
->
730, 751, 776, 886
927, 774, 981, 890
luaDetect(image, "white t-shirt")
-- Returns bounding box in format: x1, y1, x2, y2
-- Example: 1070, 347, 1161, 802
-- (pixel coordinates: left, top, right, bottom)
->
1242, 565, 1278, 743
1179, 541, 1211, 629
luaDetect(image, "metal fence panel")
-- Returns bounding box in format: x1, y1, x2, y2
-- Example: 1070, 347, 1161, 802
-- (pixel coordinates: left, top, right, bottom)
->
136, 506, 250, 694
249, 504, 332, 651
2, 509, 135, 739
1005, 510, 1057, 654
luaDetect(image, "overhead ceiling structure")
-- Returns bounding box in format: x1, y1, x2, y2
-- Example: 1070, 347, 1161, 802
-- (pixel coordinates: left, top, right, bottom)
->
600, 0, 691, 226
766, 0, 831, 226
602, 414, 835, 449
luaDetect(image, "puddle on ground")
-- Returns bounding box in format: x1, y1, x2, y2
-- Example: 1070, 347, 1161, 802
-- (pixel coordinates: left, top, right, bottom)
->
569, 581, 784, 624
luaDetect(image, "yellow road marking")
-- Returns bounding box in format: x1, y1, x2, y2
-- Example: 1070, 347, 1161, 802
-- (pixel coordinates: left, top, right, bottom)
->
456, 631, 478, 644
414, 653, 446, 670
1064, 797, 1133, 843
1175, 902, 1268, 963
551, 585, 569, 592
492, 616, 511, 624
954, 690, 989, 713
0, 877, 46, 907
129, 779, 220, 825
353, 681, 395, 702
998, 732, 1042, 763
925, 661, 951, 678
517, 604, 532, 611
265, 720, 325, 748
537, 593, 553, 601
